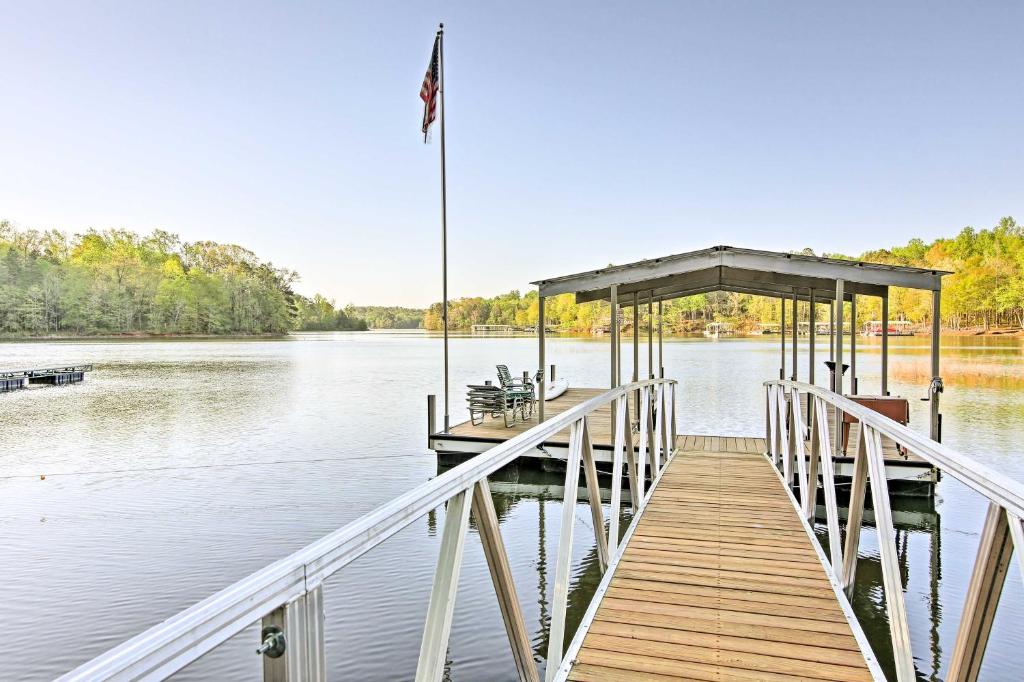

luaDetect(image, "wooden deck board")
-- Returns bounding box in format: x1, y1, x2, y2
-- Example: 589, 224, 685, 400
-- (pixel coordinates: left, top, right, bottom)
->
566, 438, 872, 681
448, 388, 620, 446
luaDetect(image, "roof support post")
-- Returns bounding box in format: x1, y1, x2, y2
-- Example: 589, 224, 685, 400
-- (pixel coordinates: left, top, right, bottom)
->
616, 301, 622, 386
829, 299, 835, 362
791, 289, 798, 381
881, 290, 890, 395
609, 286, 618, 390
633, 292, 639, 421
834, 279, 845, 456
930, 288, 942, 441
809, 290, 816, 386
538, 295, 546, 423
657, 300, 664, 378
850, 295, 858, 394
780, 297, 786, 380
647, 294, 653, 380
609, 285, 618, 446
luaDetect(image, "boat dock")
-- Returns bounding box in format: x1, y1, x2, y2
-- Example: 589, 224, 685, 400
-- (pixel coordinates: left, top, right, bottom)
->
0, 364, 92, 392
56, 246, 1024, 681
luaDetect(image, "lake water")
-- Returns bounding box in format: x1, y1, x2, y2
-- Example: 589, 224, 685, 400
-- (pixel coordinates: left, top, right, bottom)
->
1, 332, 1022, 680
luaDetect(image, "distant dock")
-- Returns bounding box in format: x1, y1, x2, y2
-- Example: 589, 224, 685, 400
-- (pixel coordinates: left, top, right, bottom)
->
0, 365, 93, 392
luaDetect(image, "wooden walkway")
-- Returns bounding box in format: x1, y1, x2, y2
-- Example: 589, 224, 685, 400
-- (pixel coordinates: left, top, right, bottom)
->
566, 437, 875, 682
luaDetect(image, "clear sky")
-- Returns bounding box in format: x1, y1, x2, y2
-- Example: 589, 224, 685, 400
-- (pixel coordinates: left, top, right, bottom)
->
2, 2, 1022, 307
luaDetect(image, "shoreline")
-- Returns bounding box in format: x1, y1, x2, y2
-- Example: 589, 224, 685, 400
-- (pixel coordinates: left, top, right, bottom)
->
3, 327, 1021, 342
0, 332, 291, 341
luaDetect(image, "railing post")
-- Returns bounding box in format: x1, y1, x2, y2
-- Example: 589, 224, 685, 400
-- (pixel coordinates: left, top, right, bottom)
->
546, 418, 585, 681
804, 394, 820, 521
580, 419, 609, 573
814, 397, 843, 573
775, 383, 784, 466
864, 425, 915, 682
261, 586, 326, 682
472, 479, 540, 682
415, 489, 473, 682
781, 387, 794, 484
842, 423, 869, 594
670, 381, 677, 445
638, 386, 656, 484
609, 396, 627, 556
653, 384, 665, 466
621, 393, 640, 509
947, 501, 1013, 682
789, 387, 809, 504
1008, 511, 1024, 583
765, 385, 772, 455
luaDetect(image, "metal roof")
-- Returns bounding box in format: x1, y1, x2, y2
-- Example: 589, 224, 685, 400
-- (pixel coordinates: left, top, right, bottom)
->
531, 245, 949, 304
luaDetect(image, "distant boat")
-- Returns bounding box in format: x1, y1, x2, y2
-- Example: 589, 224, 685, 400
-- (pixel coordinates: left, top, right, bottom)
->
704, 322, 734, 338
471, 324, 513, 335
862, 320, 914, 337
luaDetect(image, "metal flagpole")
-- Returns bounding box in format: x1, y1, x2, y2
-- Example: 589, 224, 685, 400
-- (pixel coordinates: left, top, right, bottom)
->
438, 23, 450, 431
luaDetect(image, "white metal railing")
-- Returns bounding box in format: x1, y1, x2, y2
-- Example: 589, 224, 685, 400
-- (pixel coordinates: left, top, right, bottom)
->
60, 379, 677, 682
765, 379, 1024, 682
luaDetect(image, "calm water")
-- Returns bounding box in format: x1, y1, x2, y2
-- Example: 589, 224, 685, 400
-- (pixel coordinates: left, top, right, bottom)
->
1, 332, 1022, 680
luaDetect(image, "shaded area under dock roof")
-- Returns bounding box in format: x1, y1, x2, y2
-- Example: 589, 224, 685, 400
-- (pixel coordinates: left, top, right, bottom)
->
532, 245, 950, 304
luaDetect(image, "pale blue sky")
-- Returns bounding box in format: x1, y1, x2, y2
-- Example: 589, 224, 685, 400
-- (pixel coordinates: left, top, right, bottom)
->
2, 2, 1021, 306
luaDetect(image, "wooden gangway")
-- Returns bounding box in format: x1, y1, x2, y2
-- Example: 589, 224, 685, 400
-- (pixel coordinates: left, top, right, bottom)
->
563, 439, 877, 681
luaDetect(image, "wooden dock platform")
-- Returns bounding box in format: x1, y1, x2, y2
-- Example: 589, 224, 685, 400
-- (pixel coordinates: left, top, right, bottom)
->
433, 388, 623, 461
431, 387, 934, 492
564, 437, 877, 681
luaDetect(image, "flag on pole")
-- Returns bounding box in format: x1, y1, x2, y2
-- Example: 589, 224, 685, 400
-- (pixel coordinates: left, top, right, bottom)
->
420, 34, 440, 142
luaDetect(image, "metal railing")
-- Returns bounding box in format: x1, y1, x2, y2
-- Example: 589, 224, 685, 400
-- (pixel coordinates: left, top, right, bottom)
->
60, 378, 677, 682
765, 379, 1024, 682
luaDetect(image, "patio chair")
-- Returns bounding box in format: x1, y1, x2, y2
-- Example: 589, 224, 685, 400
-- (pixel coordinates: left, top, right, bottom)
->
466, 383, 523, 427
496, 365, 536, 419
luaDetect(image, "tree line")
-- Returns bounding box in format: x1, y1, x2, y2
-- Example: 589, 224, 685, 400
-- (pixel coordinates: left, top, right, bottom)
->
5, 216, 1018, 337
0, 221, 371, 336
423, 217, 1023, 334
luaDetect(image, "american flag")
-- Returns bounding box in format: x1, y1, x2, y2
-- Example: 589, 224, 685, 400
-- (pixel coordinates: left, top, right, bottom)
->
420, 34, 440, 142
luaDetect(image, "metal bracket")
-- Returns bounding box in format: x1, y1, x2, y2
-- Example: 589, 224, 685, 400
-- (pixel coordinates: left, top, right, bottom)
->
257, 625, 286, 658
921, 376, 944, 401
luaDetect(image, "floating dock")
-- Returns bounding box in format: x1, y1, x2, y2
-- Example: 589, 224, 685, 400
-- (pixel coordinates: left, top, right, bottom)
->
431, 386, 935, 493
0, 365, 92, 392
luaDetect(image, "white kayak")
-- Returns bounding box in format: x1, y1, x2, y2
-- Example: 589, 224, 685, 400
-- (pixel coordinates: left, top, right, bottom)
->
545, 377, 569, 400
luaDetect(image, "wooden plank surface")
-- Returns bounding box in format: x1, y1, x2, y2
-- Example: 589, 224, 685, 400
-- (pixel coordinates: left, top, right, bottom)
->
449, 388, 615, 445
566, 439, 872, 682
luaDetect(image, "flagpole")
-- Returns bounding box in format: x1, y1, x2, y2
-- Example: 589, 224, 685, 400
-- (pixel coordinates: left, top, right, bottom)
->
438, 23, 450, 432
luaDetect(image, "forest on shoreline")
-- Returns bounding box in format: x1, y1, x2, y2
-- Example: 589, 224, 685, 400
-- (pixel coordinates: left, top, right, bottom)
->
3, 216, 1021, 338
0, 221, 372, 336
